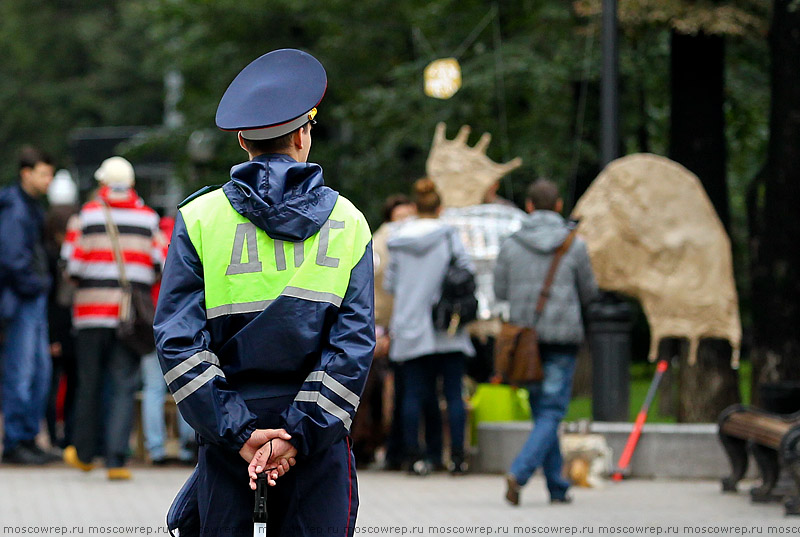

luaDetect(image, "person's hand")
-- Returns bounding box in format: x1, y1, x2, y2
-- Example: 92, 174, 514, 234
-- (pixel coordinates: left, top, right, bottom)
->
489, 373, 503, 385
239, 428, 292, 464
248, 438, 298, 490
49, 342, 62, 358
374, 334, 391, 359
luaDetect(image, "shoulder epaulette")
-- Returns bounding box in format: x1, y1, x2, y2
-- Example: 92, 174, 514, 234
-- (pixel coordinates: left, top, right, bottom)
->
178, 184, 224, 209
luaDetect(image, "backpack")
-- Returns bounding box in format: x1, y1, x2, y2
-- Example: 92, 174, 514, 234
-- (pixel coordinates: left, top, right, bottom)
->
431, 230, 478, 335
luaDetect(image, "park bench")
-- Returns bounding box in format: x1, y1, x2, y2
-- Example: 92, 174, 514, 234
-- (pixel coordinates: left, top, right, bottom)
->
718, 404, 800, 515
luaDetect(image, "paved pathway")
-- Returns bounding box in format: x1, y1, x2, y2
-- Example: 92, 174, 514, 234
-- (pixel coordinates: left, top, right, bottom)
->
0, 466, 796, 535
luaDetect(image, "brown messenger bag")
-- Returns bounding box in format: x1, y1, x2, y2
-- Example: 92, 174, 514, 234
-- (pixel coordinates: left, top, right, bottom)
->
494, 229, 577, 385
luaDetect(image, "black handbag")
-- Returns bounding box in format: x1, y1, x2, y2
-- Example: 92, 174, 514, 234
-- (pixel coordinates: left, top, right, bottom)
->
432, 230, 478, 335
101, 202, 156, 356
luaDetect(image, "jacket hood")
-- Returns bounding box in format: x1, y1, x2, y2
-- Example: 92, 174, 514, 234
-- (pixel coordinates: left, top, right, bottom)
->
97, 185, 145, 209
223, 154, 338, 241
387, 218, 451, 255
513, 210, 570, 253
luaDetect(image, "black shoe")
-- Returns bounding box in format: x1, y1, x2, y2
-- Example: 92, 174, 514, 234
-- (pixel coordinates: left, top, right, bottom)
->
382, 460, 404, 472
448, 456, 468, 476
550, 494, 573, 504
22, 441, 61, 463
429, 461, 447, 472
2, 445, 48, 465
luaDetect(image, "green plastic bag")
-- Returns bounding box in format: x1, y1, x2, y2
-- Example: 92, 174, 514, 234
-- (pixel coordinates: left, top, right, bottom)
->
468, 383, 531, 444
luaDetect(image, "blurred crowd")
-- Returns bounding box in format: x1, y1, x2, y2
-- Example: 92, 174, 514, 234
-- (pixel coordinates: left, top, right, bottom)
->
0, 144, 597, 506
0, 146, 194, 480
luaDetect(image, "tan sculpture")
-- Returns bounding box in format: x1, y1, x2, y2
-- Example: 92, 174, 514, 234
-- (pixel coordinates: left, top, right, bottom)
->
572, 154, 741, 367
426, 122, 522, 208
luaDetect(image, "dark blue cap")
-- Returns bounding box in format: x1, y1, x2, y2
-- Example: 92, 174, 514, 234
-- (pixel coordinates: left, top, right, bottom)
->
216, 49, 327, 140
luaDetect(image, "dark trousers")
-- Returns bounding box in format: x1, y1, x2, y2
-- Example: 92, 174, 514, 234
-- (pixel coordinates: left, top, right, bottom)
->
401, 352, 466, 462
46, 345, 77, 448
72, 328, 140, 467
169, 395, 359, 537
385, 361, 443, 467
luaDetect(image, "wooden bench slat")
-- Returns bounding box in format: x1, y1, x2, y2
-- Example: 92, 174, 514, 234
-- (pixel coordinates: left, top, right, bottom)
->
720, 412, 794, 449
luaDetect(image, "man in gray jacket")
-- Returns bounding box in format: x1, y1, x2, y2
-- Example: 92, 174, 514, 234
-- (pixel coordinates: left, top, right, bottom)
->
493, 179, 597, 506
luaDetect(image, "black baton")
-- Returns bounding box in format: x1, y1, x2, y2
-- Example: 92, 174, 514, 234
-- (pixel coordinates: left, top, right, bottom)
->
253, 472, 268, 536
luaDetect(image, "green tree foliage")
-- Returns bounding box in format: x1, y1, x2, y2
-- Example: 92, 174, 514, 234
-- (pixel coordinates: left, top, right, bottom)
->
138, 0, 608, 224
139, 0, 768, 231
0, 0, 163, 181
0, 0, 770, 225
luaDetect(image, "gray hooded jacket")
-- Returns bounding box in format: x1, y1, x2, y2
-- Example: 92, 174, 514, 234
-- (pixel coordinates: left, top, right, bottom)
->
494, 210, 598, 344
384, 218, 476, 362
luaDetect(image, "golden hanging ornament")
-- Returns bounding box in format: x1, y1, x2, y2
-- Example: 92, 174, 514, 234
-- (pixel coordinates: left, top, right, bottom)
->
424, 58, 462, 99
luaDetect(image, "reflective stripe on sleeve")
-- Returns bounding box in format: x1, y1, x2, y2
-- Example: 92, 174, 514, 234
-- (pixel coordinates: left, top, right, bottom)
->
294, 390, 353, 430
172, 365, 225, 404
304, 371, 325, 382
301, 370, 360, 408
163, 350, 221, 385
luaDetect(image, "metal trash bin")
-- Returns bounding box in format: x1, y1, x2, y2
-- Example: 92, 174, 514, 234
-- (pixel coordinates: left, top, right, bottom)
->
588, 294, 633, 422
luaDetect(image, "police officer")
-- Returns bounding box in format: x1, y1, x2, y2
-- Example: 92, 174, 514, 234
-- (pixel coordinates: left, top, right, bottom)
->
154, 49, 375, 537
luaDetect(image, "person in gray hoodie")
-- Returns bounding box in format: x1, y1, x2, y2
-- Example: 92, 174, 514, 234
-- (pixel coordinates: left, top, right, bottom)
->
494, 178, 598, 505
384, 178, 475, 475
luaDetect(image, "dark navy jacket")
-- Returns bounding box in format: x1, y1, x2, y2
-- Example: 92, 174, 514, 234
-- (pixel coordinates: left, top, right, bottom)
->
0, 184, 51, 316
154, 154, 375, 458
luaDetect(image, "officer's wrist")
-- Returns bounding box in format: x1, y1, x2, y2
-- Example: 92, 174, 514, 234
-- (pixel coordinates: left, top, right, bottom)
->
234, 422, 258, 452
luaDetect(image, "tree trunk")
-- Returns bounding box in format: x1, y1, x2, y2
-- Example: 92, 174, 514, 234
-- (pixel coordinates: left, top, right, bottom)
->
656, 338, 679, 418
748, 0, 800, 406
668, 30, 740, 420
572, 343, 593, 398
678, 339, 741, 422
669, 30, 729, 228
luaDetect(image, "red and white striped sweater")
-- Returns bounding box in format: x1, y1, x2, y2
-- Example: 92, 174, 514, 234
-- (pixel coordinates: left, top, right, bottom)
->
62, 186, 165, 329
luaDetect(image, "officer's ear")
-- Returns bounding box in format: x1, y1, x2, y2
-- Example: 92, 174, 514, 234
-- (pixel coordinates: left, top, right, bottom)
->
292, 124, 311, 151
238, 132, 251, 155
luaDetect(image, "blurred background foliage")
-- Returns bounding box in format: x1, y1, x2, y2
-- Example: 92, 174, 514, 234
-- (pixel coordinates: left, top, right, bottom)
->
0, 0, 769, 226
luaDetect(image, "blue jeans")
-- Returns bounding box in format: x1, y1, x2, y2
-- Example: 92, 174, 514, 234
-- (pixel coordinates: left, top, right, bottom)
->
509, 346, 577, 500
1, 293, 50, 452
141, 352, 195, 461
401, 353, 466, 462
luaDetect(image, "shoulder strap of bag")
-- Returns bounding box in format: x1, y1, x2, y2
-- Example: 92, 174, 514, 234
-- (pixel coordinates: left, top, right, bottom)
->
534, 227, 577, 318
438, 226, 457, 272
100, 201, 130, 288
447, 227, 457, 265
